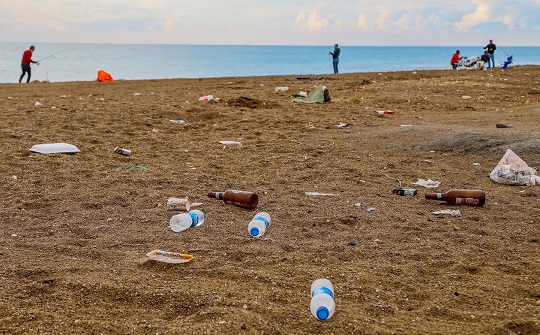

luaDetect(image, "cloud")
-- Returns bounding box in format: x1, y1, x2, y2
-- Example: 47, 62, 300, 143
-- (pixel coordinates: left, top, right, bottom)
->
295, 7, 341, 32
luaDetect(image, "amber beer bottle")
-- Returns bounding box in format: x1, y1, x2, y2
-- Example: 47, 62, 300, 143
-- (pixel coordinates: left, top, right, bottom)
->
425, 189, 485, 206
207, 190, 258, 209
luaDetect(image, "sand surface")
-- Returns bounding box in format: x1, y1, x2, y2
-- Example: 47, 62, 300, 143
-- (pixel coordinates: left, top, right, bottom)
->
1, 66, 539, 334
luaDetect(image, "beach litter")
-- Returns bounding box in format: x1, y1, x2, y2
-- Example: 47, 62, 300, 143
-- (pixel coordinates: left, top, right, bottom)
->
412, 179, 441, 188
146, 250, 193, 264
34, 101, 43, 107
432, 209, 461, 217
336, 123, 349, 128
376, 110, 395, 115
490, 149, 539, 186
198, 95, 214, 102
115, 165, 147, 173
496, 123, 513, 128
29, 143, 80, 154
292, 85, 331, 104
275, 86, 289, 93
305, 192, 335, 196
219, 140, 242, 145
169, 119, 187, 124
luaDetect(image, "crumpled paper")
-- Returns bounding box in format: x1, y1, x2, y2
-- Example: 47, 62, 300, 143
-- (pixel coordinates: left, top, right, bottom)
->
432, 209, 461, 217
412, 179, 441, 188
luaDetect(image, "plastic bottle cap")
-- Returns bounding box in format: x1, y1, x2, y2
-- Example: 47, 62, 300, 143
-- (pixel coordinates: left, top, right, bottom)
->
250, 227, 259, 237
316, 306, 330, 320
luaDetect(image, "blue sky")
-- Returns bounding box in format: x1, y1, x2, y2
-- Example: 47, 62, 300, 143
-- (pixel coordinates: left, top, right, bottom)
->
1, 0, 539, 46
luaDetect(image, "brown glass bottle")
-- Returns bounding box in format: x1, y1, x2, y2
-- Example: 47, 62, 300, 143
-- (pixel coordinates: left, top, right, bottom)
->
425, 189, 485, 206
207, 190, 259, 209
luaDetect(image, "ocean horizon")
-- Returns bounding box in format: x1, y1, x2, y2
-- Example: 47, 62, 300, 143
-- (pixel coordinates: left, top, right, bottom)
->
1, 42, 539, 83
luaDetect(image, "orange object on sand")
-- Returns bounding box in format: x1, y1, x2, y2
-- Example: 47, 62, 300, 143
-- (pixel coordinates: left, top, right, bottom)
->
97, 70, 114, 82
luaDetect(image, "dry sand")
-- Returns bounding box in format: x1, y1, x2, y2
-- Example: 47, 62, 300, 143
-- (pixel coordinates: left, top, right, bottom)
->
1, 66, 539, 334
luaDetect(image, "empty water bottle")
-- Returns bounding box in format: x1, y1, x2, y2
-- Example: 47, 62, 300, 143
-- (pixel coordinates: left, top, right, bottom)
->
248, 212, 271, 237
310, 278, 335, 321
169, 210, 205, 232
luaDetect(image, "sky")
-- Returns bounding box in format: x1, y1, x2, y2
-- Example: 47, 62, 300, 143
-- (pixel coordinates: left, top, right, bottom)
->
1, 0, 539, 46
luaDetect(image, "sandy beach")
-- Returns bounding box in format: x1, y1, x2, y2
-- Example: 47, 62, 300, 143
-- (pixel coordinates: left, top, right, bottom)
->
1, 66, 539, 334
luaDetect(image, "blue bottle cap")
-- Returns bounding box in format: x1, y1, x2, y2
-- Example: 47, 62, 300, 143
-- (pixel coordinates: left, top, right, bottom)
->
250, 227, 260, 237
316, 306, 330, 320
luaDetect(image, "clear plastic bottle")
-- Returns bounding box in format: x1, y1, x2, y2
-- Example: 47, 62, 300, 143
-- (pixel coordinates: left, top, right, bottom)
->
275, 86, 289, 93
169, 210, 205, 232
310, 278, 335, 321
248, 212, 271, 237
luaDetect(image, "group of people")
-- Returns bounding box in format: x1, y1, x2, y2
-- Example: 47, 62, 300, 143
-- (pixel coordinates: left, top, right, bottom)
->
451, 40, 497, 70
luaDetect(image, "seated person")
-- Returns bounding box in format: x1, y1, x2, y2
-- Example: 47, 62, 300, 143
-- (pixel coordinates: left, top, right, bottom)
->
450, 50, 462, 70
478, 51, 490, 69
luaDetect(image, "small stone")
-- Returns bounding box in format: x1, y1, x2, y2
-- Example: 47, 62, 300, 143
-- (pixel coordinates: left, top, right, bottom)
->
348, 241, 357, 246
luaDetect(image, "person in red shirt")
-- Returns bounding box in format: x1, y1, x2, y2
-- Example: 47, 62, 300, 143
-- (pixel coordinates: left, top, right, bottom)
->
19, 46, 39, 83
450, 50, 462, 70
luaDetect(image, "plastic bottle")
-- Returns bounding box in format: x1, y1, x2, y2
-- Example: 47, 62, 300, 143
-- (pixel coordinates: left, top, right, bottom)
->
207, 190, 258, 209
275, 86, 289, 93
425, 189, 485, 206
169, 210, 206, 232
310, 278, 335, 321
248, 212, 271, 237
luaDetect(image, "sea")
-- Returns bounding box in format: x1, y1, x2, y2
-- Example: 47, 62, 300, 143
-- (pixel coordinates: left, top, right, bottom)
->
1, 42, 539, 83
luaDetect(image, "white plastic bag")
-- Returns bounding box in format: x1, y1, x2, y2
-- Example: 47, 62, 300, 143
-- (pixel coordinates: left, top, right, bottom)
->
490, 149, 537, 186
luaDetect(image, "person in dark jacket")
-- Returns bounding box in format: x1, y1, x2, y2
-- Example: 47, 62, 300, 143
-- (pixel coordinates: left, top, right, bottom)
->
483, 40, 496, 68
19, 46, 39, 83
328, 44, 340, 74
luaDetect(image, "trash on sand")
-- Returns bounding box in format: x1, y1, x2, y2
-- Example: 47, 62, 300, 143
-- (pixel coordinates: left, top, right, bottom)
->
146, 250, 193, 264
367, 207, 376, 212
29, 143, 80, 154
412, 179, 441, 188
336, 123, 349, 128
490, 149, 539, 186
432, 209, 461, 217
115, 165, 147, 173
167, 197, 191, 211
472, 162, 481, 166
169, 119, 186, 124
292, 85, 331, 104
305, 192, 335, 196
114, 147, 132, 156
376, 110, 395, 115
393, 188, 417, 196
299, 91, 308, 97
496, 123, 513, 128
35, 101, 43, 107
219, 140, 242, 145
208, 190, 258, 209
275, 86, 289, 93
134, 93, 141, 96
198, 95, 214, 102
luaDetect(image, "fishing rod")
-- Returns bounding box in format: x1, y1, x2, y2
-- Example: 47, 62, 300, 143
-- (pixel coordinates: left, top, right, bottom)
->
36, 48, 72, 63
498, 46, 521, 67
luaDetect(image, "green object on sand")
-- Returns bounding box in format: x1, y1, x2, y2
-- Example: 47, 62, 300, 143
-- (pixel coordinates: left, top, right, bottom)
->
116, 165, 147, 173
292, 85, 331, 104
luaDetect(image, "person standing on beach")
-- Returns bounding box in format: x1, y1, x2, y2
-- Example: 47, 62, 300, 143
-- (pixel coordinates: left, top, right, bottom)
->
450, 50, 462, 70
19, 46, 39, 83
483, 40, 496, 68
329, 44, 340, 74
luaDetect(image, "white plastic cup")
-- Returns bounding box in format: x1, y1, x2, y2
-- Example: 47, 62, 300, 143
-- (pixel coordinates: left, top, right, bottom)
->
169, 210, 205, 232
310, 278, 335, 321
248, 212, 271, 237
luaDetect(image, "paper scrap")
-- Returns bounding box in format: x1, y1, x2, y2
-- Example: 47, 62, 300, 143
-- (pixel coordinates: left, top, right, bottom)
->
412, 179, 441, 188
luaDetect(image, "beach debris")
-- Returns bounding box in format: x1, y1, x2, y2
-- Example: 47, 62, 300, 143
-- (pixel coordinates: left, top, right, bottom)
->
167, 197, 191, 211
134, 93, 141, 96
490, 149, 539, 186
292, 85, 331, 103
367, 207, 376, 212
472, 162, 481, 166
376, 110, 395, 115
496, 123, 513, 128
299, 91, 308, 97
114, 147, 132, 156
462, 95, 472, 99
97, 69, 114, 82
275, 86, 289, 93
169, 119, 186, 124
305, 192, 335, 196
336, 123, 349, 128
152, 128, 159, 133
432, 209, 461, 217
400, 124, 413, 127
393, 188, 417, 196
146, 250, 193, 264
199, 95, 214, 102
354, 203, 362, 207
34, 101, 42, 107
412, 179, 441, 188
115, 165, 147, 173
219, 140, 242, 145
29, 143, 80, 154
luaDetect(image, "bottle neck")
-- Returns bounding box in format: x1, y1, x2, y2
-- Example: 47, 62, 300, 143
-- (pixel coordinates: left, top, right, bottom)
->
425, 192, 446, 201
207, 192, 224, 200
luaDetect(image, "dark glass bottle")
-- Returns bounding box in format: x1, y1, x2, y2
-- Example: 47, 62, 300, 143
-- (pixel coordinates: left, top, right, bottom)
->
207, 190, 258, 209
425, 189, 485, 206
